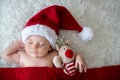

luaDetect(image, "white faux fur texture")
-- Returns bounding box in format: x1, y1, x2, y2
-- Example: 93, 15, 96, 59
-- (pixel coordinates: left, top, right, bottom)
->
78, 26, 93, 42
0, 0, 120, 68
21, 24, 58, 49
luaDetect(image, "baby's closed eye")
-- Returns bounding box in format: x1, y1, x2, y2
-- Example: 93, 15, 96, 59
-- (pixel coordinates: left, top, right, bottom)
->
39, 43, 45, 46
27, 41, 33, 44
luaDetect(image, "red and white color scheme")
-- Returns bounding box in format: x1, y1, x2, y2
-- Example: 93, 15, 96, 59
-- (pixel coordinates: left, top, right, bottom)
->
63, 49, 76, 76
63, 61, 76, 76
21, 5, 93, 48
53, 42, 76, 76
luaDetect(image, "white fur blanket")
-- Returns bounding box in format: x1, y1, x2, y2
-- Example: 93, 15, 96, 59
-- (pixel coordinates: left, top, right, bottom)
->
0, 0, 120, 68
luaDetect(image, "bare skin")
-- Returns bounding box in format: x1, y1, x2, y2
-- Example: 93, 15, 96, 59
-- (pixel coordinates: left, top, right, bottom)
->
19, 50, 57, 67
2, 35, 57, 67
2, 35, 87, 72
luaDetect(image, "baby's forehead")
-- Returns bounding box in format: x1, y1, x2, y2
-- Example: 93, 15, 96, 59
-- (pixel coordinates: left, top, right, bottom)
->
27, 35, 46, 40
27, 35, 50, 42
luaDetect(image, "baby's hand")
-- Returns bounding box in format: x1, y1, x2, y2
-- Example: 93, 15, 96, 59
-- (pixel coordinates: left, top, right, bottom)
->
75, 54, 87, 73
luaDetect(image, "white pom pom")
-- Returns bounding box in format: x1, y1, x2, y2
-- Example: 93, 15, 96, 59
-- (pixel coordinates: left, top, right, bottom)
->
78, 26, 93, 42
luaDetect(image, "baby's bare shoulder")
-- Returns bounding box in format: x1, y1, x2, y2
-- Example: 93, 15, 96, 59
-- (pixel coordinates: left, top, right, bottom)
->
48, 50, 58, 58
50, 50, 58, 55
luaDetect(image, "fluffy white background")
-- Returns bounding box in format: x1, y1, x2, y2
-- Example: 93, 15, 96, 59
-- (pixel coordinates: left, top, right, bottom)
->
0, 0, 120, 68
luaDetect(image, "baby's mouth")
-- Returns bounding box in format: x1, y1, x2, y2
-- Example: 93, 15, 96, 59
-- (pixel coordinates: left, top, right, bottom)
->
31, 51, 38, 54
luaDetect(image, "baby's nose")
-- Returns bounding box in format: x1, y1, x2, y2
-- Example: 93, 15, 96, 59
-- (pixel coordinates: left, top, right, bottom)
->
33, 44, 39, 49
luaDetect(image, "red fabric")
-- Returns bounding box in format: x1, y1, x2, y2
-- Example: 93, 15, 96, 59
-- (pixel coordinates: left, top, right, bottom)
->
25, 5, 83, 34
0, 65, 120, 80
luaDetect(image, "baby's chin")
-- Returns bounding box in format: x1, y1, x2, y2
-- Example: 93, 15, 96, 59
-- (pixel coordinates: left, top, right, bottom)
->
28, 53, 46, 58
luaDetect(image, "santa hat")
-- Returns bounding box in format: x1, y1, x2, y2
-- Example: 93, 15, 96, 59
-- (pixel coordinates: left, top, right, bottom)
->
21, 5, 93, 48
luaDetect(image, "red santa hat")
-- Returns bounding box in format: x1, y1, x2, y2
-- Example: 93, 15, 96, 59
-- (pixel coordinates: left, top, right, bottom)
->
21, 5, 93, 48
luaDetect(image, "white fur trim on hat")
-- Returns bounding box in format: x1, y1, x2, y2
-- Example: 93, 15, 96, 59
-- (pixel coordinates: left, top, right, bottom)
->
78, 26, 93, 42
21, 24, 58, 48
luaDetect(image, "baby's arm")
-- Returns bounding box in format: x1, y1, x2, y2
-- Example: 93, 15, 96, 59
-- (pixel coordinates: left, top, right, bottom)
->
75, 53, 87, 73
2, 40, 22, 64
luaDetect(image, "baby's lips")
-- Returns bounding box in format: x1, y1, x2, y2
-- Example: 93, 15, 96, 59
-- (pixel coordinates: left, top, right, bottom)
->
31, 51, 38, 54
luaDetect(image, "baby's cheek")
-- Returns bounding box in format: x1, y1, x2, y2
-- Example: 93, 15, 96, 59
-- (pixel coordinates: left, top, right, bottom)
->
25, 46, 31, 52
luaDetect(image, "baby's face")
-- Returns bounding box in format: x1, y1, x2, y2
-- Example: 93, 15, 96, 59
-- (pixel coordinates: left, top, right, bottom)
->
24, 35, 51, 58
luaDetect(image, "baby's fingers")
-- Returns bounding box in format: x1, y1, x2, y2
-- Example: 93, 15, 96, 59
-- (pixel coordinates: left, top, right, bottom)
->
75, 62, 78, 68
84, 65, 87, 73
79, 65, 83, 73
79, 64, 87, 73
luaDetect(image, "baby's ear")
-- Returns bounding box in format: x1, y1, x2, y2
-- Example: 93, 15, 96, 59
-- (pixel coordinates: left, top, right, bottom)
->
19, 39, 25, 48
